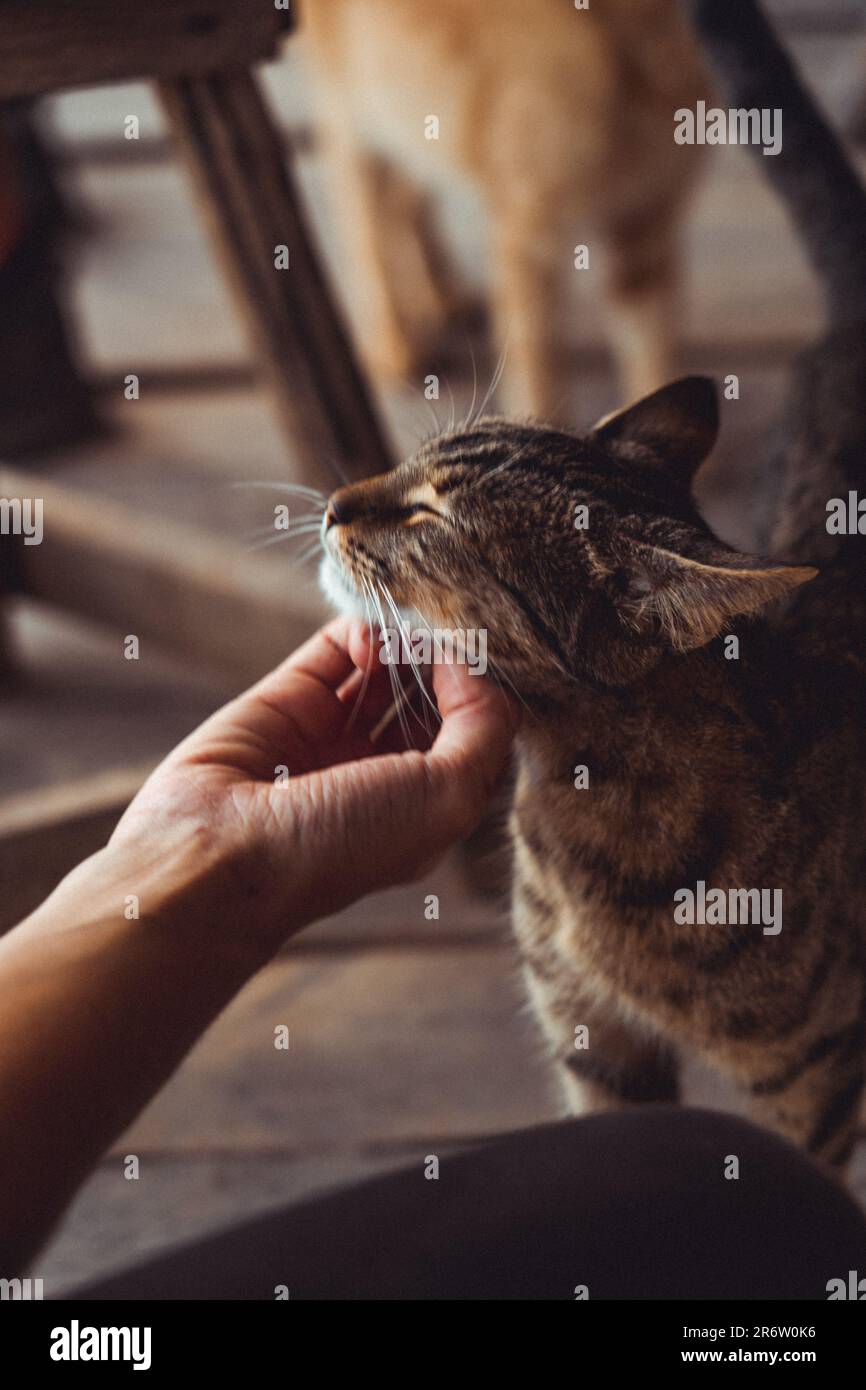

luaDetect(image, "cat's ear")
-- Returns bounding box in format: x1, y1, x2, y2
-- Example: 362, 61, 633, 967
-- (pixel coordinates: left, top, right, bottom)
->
590, 376, 719, 479
620, 545, 818, 651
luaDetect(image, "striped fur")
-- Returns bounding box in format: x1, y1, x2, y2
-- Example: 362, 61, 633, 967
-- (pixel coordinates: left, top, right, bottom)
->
320, 2, 866, 1174
323, 371, 864, 1172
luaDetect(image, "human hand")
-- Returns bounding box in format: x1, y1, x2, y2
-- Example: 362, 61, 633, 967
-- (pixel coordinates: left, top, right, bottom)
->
109, 618, 520, 960
0, 619, 519, 1270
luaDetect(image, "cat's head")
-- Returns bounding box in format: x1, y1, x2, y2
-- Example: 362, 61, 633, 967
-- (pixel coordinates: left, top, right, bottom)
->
319, 377, 816, 698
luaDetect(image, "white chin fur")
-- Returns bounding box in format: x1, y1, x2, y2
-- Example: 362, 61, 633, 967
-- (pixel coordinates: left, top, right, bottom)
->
318, 554, 368, 620
318, 554, 421, 628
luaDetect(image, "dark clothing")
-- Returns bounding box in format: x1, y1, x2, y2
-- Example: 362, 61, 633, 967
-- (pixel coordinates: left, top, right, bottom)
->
72, 1107, 866, 1300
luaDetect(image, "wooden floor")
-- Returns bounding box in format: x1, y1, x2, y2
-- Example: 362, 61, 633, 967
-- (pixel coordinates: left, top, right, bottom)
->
3, 7, 866, 1291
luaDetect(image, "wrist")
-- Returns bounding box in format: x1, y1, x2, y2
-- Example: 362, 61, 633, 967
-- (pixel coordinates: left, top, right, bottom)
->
27, 824, 285, 980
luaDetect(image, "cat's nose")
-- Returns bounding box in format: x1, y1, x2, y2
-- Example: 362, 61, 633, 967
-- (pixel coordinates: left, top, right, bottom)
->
325, 494, 353, 529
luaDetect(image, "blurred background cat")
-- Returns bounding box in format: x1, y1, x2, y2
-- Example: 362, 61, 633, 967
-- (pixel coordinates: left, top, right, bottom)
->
302, 0, 712, 422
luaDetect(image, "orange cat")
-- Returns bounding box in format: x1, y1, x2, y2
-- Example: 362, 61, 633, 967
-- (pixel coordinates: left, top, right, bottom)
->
301, 0, 711, 419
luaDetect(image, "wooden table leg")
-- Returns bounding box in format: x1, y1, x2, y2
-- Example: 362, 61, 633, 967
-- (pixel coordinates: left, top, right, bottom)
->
158, 69, 395, 493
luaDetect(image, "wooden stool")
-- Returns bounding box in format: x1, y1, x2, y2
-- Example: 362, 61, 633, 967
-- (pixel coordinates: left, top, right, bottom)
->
0, 0, 393, 492
0, 2, 399, 907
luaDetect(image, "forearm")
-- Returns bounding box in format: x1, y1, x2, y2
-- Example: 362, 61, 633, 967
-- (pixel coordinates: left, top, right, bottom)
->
0, 622, 518, 1274
0, 833, 279, 1272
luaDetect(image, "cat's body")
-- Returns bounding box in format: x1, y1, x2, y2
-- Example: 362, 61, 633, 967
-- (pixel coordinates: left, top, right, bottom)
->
319, 0, 866, 1172
301, 0, 709, 418
513, 0, 866, 1170
511, 583, 866, 1165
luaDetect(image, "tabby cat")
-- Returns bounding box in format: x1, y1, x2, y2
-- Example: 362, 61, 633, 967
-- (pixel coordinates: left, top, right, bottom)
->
319, 0, 866, 1171
301, 0, 709, 418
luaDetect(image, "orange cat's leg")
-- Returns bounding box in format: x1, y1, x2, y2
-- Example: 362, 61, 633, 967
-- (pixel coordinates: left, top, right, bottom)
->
322, 142, 460, 384
385, 173, 469, 349
489, 205, 570, 424
320, 142, 418, 382
602, 205, 680, 404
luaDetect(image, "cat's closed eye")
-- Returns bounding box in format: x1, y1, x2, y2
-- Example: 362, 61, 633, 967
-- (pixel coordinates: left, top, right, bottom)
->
401, 501, 440, 523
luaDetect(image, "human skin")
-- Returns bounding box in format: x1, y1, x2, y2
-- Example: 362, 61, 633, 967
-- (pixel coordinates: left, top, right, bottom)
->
0, 619, 519, 1271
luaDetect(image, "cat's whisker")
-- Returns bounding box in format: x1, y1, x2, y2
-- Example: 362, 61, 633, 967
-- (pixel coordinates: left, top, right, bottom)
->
369, 581, 428, 743
423, 397, 442, 438
380, 582, 441, 728
321, 448, 352, 487
409, 597, 535, 721
246, 510, 324, 537
380, 640, 414, 749
229, 481, 329, 503
291, 538, 326, 569
247, 522, 325, 552
368, 669, 424, 748
462, 332, 478, 431
397, 378, 443, 439
398, 597, 453, 670
368, 583, 408, 739
345, 582, 377, 733
377, 586, 427, 726
473, 331, 510, 426
445, 376, 456, 434
485, 656, 536, 720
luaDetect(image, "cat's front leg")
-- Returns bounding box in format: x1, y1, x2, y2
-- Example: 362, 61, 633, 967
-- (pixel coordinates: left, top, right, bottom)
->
744, 1037, 865, 1174
514, 877, 679, 1115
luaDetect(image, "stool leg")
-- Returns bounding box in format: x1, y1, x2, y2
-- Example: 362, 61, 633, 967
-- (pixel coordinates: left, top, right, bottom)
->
158, 70, 394, 493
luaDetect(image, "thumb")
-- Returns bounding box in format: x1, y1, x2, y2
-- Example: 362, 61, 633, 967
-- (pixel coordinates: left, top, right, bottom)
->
425, 663, 521, 840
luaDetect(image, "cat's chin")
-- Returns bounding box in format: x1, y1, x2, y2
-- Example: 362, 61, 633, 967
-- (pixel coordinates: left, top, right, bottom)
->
318, 554, 368, 620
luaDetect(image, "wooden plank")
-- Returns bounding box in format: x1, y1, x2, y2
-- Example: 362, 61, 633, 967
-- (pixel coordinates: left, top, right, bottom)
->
56, 124, 317, 170
296, 854, 502, 951
0, 765, 154, 934
158, 70, 395, 493
0, 1, 285, 99
2, 468, 326, 683
110, 945, 555, 1154
0, 762, 153, 839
